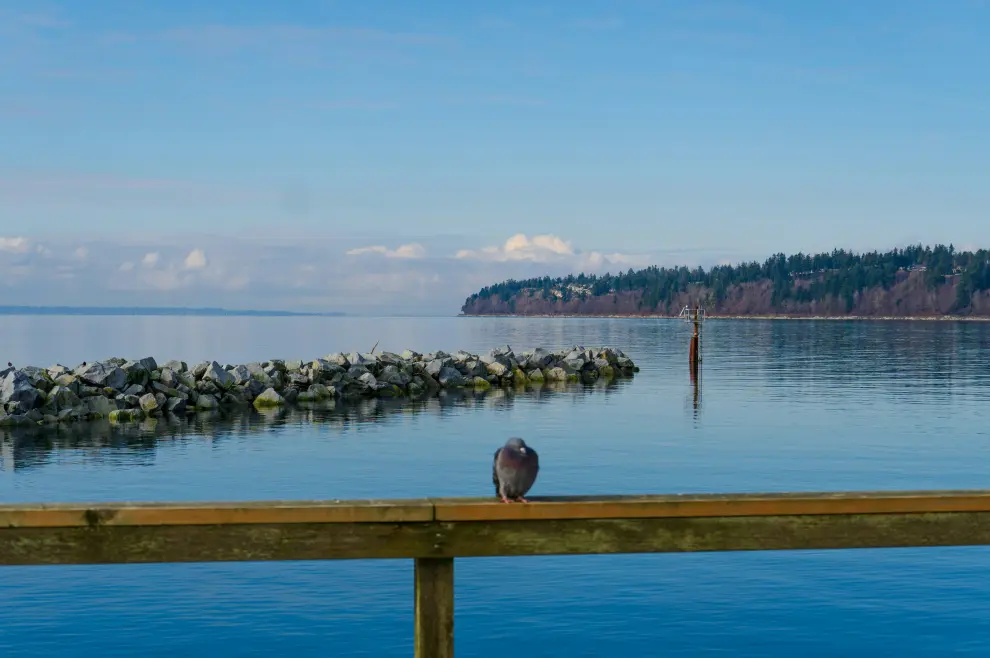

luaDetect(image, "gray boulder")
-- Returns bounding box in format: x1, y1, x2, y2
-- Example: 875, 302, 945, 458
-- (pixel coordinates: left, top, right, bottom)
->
289, 372, 310, 387
135, 357, 158, 371
43, 385, 82, 412
486, 361, 510, 377
564, 357, 586, 372
165, 396, 187, 415
121, 360, 150, 386
76, 361, 127, 390
139, 393, 160, 414
177, 371, 197, 389
309, 383, 332, 400
253, 388, 285, 408
53, 373, 80, 392
162, 359, 187, 373
356, 372, 378, 390
375, 382, 402, 397
425, 358, 452, 377
1, 371, 43, 411
159, 368, 181, 388
230, 364, 252, 385
437, 366, 466, 387
463, 360, 487, 378
349, 352, 378, 369
377, 351, 405, 367
18, 366, 51, 390
85, 395, 117, 417
195, 379, 219, 395
380, 365, 412, 388
151, 381, 181, 397
202, 361, 234, 389
241, 378, 267, 400
490, 345, 514, 359
195, 394, 219, 410
530, 348, 554, 368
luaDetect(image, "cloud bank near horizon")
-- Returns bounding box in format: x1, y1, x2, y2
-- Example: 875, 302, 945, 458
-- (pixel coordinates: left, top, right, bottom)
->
0, 232, 746, 315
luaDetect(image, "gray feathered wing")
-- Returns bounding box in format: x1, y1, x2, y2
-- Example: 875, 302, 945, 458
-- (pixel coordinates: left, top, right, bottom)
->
492, 447, 503, 497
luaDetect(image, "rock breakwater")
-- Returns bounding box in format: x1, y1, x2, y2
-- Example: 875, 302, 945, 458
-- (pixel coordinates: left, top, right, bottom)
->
0, 346, 638, 428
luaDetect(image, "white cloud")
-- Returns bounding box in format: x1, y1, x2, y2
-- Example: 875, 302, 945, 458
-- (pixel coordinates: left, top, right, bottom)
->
73, 246, 89, 259
454, 233, 649, 270
345, 242, 427, 259
456, 233, 574, 262
0, 233, 662, 315
183, 248, 208, 269
0, 236, 30, 253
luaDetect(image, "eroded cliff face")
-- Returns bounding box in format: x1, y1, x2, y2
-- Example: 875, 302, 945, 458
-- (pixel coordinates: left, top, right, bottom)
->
461, 272, 990, 317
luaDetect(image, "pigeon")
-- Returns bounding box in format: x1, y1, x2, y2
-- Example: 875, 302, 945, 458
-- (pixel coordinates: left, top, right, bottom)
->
492, 437, 539, 503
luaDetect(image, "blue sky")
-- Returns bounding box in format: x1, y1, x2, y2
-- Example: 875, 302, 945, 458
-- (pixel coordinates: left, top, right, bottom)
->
1, 0, 988, 313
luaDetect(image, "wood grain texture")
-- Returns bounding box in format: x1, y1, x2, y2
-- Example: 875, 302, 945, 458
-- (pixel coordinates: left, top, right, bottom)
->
431, 491, 990, 522
414, 558, 454, 658
0, 499, 434, 528
430, 512, 990, 557
0, 522, 442, 565
4, 510, 990, 565
7, 491, 990, 530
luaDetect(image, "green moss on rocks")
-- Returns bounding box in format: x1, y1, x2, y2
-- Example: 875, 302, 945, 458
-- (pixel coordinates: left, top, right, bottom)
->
253, 388, 285, 409
109, 408, 144, 423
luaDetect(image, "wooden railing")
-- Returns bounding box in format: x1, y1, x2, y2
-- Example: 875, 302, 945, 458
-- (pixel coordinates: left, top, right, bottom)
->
5, 490, 990, 657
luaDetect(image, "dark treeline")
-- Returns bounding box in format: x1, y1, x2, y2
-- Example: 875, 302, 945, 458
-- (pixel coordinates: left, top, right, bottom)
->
462, 244, 990, 313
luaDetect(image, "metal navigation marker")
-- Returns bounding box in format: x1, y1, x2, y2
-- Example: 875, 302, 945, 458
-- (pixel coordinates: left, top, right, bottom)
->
678, 305, 706, 323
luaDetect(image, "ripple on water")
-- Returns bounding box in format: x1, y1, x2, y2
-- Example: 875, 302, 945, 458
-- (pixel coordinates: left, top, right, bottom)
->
3, 316, 990, 656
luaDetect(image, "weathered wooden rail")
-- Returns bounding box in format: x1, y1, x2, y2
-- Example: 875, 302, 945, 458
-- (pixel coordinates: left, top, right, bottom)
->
5, 490, 990, 657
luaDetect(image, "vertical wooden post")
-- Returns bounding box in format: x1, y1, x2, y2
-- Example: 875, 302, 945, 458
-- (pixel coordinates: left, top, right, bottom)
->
689, 306, 700, 375
414, 557, 454, 658
696, 307, 703, 364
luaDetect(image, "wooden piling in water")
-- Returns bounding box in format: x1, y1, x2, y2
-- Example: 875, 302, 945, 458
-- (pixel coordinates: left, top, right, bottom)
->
689, 305, 701, 376
414, 557, 454, 658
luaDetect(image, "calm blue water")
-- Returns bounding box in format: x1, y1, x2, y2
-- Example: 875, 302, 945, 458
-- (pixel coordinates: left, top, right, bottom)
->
3, 316, 990, 657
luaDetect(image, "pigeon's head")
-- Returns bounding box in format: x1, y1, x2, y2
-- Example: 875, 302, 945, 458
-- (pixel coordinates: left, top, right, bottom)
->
506, 436, 529, 454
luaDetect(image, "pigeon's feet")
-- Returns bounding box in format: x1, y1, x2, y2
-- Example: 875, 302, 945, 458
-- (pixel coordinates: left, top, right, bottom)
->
500, 495, 513, 504
517, 497, 529, 503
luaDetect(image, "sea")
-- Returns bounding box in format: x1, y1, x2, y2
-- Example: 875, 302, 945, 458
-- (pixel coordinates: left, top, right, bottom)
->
2, 315, 990, 657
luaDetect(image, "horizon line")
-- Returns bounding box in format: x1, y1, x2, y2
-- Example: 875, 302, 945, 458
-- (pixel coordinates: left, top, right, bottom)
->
0, 305, 346, 317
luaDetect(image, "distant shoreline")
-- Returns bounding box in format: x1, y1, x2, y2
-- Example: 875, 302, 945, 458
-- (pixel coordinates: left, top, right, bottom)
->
0, 306, 345, 317
459, 313, 990, 322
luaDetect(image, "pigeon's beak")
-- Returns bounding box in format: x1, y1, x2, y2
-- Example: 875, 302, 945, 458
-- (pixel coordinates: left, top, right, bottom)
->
519, 447, 526, 454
